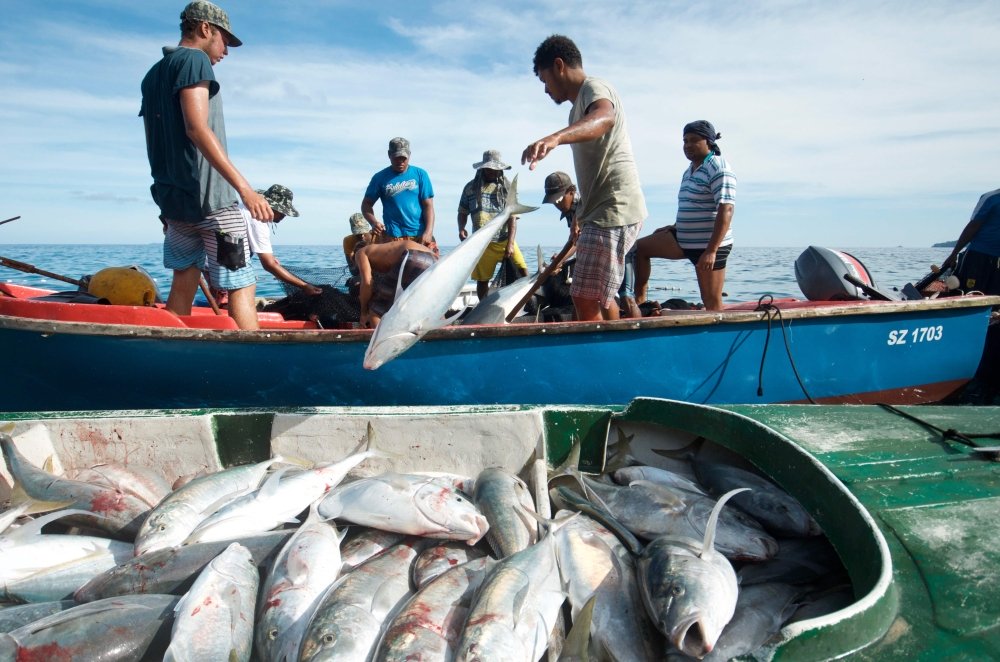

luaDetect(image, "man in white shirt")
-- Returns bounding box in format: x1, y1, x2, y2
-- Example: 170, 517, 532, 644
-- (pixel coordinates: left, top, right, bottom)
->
243, 185, 321, 296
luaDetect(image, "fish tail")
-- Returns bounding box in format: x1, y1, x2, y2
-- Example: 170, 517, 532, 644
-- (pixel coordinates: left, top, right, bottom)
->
506, 174, 540, 217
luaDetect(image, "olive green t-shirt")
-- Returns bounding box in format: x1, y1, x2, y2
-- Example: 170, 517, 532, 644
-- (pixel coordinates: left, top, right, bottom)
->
569, 77, 647, 228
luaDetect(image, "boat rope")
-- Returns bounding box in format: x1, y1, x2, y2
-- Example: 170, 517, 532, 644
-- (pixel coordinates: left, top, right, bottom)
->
754, 295, 817, 404
877, 403, 1000, 460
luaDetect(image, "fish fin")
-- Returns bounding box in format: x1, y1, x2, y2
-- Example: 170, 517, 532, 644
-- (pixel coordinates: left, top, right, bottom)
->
259, 466, 292, 499
1, 508, 101, 540
560, 593, 598, 662
505, 175, 540, 217
603, 428, 636, 473
536, 244, 544, 275
701, 488, 750, 557
650, 436, 705, 461
394, 250, 411, 300
42, 455, 56, 474
275, 454, 313, 469
0, 423, 13, 434
549, 434, 582, 488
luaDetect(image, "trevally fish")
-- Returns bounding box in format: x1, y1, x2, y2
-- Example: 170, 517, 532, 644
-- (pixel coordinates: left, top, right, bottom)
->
74, 530, 291, 602
319, 472, 489, 544
340, 529, 407, 572
0, 594, 178, 660
638, 488, 748, 659
255, 505, 344, 662
412, 541, 488, 588
69, 462, 173, 510
473, 467, 538, 558
1, 433, 149, 540
693, 461, 822, 537
185, 448, 375, 544
375, 555, 496, 662
455, 515, 573, 662
163, 542, 259, 662
364, 174, 537, 369
299, 537, 429, 661
701, 582, 802, 662
134, 456, 279, 556
553, 512, 663, 662
0, 600, 76, 634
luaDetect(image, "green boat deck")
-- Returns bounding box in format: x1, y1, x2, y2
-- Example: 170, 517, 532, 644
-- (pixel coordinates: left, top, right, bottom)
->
723, 403, 1000, 660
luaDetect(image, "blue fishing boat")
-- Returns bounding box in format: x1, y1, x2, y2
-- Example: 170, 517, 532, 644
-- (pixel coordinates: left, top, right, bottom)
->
0, 282, 995, 412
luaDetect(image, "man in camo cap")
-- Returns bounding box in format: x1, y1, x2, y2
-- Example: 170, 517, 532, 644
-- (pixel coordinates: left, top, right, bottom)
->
140, 1, 271, 329
242, 185, 322, 296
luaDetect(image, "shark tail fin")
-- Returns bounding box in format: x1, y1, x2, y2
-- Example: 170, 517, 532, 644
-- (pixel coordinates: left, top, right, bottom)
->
506, 174, 540, 217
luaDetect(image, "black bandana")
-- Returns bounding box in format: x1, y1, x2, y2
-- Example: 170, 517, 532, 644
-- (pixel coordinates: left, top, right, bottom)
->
683, 120, 722, 155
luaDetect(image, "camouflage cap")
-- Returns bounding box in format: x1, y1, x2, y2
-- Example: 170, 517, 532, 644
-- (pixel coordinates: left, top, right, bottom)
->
180, 1, 243, 47
388, 137, 411, 157
256, 184, 299, 217
349, 213, 372, 235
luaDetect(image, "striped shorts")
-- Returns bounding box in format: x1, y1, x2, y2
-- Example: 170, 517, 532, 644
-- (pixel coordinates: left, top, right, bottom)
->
163, 204, 256, 291
571, 221, 642, 308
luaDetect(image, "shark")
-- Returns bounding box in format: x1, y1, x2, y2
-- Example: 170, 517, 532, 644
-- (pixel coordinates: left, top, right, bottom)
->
363, 174, 537, 369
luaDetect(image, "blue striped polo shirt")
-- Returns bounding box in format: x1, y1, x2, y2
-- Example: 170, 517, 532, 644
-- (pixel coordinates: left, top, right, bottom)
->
675, 153, 737, 250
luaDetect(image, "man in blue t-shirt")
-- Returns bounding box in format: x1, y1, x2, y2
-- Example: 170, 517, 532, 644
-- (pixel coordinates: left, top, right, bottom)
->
942, 188, 1000, 296
361, 137, 436, 248
140, 1, 271, 330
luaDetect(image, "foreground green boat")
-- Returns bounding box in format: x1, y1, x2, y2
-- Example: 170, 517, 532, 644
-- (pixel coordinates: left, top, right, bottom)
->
1, 399, 997, 660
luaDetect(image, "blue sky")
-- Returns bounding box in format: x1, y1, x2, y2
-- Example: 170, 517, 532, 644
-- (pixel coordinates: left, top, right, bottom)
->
1, 0, 998, 248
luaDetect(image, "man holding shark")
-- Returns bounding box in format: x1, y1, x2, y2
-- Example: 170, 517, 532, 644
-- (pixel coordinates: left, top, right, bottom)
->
522, 35, 647, 322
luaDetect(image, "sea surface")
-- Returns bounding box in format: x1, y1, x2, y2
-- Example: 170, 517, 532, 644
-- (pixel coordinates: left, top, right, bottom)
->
0, 244, 952, 304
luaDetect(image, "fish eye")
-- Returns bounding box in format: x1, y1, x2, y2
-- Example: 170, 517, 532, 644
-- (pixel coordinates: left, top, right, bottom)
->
671, 585, 685, 597
267, 628, 278, 640
322, 633, 336, 644
158, 525, 167, 532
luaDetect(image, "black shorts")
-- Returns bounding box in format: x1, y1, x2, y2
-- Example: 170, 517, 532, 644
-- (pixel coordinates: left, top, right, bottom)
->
682, 244, 732, 270
956, 248, 1000, 295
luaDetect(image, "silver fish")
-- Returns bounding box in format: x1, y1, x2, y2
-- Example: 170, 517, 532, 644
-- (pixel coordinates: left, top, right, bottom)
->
412, 541, 488, 588
702, 582, 802, 662
456, 517, 571, 662
74, 530, 291, 602
299, 537, 428, 661
340, 529, 407, 572
693, 461, 822, 537
319, 473, 489, 544
473, 467, 537, 558
553, 512, 663, 662
1, 433, 149, 540
581, 475, 777, 562
376, 555, 496, 662
637, 488, 747, 659
613, 465, 708, 497
134, 456, 279, 556
256, 505, 344, 662
69, 462, 173, 510
364, 174, 537, 369
185, 450, 374, 544
163, 542, 259, 662
0, 600, 75, 634
0, 594, 178, 660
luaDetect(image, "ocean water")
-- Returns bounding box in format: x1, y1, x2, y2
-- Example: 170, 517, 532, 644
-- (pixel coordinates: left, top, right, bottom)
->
0, 244, 952, 304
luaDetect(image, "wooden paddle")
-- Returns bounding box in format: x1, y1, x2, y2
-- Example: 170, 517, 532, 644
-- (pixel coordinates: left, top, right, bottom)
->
0, 255, 86, 287
505, 238, 575, 322
199, 275, 223, 315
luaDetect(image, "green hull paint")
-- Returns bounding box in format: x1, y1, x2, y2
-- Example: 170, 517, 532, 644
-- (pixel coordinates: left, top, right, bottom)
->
2, 401, 998, 660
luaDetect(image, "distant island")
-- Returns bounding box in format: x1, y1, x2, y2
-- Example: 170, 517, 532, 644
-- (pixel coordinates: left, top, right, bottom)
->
932, 241, 957, 248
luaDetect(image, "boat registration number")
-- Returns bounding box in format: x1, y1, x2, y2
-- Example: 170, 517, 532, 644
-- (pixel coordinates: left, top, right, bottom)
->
887, 325, 944, 346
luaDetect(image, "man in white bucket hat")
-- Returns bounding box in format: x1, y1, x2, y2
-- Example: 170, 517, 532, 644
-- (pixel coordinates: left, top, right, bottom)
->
457, 149, 530, 301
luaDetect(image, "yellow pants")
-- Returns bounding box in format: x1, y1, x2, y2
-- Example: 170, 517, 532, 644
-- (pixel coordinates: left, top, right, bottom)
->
472, 241, 527, 282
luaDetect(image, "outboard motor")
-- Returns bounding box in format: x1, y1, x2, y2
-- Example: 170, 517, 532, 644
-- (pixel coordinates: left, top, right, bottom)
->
795, 246, 877, 301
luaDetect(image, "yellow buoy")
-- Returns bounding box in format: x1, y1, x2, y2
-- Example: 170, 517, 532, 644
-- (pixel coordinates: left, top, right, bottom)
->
87, 266, 159, 306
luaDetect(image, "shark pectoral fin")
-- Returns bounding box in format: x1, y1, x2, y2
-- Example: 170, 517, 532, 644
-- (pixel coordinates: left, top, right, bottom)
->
394, 250, 411, 299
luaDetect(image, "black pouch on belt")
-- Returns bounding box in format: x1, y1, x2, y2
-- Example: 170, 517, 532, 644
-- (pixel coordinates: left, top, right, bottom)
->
216, 231, 246, 270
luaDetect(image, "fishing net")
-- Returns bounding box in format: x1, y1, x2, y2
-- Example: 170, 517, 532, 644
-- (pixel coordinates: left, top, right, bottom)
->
260, 264, 360, 327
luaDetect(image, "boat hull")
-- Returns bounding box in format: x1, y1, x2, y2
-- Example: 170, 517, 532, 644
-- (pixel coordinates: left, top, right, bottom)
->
1, 296, 995, 412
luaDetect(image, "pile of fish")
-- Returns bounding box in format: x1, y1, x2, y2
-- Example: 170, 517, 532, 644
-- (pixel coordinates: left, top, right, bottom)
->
0, 430, 851, 661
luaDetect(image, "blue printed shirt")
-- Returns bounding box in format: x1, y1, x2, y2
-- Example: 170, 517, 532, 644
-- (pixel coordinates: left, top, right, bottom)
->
364, 165, 434, 238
